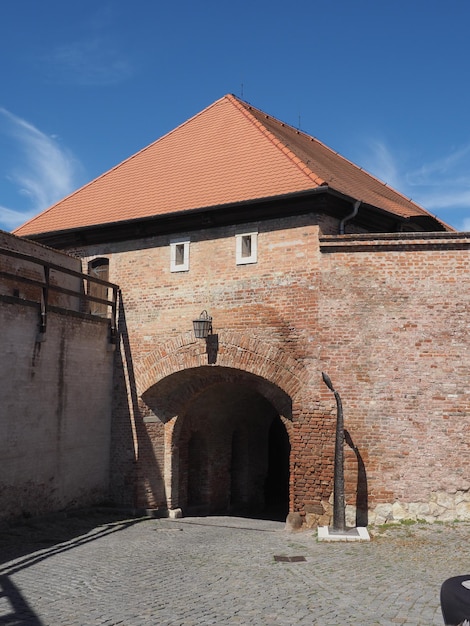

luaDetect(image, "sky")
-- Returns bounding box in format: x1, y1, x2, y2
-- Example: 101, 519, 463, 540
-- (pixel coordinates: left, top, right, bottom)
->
1, 0, 470, 232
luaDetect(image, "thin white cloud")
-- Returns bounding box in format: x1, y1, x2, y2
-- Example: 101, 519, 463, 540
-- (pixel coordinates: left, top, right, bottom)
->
358, 138, 470, 230
44, 38, 133, 86
360, 139, 402, 190
415, 188, 470, 211
460, 217, 470, 231
406, 145, 470, 185
38, 4, 134, 87
0, 206, 37, 231
0, 108, 82, 231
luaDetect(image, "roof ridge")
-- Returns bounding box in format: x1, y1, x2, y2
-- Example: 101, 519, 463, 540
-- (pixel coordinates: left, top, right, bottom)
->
227, 95, 434, 215
293, 128, 430, 211
226, 94, 326, 187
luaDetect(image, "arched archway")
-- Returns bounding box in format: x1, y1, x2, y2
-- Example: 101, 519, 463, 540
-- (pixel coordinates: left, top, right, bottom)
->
141, 366, 292, 520
134, 330, 305, 401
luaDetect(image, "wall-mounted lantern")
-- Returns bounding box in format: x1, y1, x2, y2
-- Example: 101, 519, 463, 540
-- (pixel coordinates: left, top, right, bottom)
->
193, 310, 212, 339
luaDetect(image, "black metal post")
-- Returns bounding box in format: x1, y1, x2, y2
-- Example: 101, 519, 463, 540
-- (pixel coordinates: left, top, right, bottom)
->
322, 372, 346, 531
39, 266, 49, 335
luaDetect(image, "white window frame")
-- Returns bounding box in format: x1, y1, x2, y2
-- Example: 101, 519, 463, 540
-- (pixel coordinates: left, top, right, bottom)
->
170, 238, 190, 272
236, 230, 258, 265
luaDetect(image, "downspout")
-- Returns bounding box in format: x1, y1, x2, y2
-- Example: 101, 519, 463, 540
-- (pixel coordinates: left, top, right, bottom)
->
339, 200, 361, 235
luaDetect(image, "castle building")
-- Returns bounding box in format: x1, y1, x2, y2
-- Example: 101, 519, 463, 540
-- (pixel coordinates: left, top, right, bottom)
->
13, 95, 470, 525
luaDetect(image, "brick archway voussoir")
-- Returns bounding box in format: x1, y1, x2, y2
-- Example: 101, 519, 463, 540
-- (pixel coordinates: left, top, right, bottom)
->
135, 330, 306, 398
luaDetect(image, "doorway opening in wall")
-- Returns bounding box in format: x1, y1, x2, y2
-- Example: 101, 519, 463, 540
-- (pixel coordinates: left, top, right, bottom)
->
87, 257, 109, 317
187, 432, 209, 512
180, 375, 291, 521
181, 388, 290, 521
142, 367, 293, 523
264, 415, 290, 521
228, 415, 290, 521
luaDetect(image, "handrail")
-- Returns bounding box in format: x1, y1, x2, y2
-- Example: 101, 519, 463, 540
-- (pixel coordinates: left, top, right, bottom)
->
0, 246, 119, 342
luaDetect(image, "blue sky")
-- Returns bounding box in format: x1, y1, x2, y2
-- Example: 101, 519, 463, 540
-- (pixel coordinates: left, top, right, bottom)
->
1, 0, 470, 232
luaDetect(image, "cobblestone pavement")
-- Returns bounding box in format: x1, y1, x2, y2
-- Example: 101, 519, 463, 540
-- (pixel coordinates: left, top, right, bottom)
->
0, 511, 469, 625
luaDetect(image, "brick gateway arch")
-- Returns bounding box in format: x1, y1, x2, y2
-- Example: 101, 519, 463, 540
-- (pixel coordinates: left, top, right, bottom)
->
135, 332, 307, 520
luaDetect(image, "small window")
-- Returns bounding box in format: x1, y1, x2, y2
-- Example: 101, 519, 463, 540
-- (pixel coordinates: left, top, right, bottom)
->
236, 231, 258, 265
170, 238, 190, 272
175, 243, 185, 265
88, 258, 109, 317
241, 235, 252, 258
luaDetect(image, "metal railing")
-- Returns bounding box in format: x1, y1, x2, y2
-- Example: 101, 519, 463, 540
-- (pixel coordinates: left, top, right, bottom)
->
0, 246, 119, 341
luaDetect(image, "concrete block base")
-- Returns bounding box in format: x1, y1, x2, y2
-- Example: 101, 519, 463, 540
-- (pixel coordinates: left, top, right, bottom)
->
317, 526, 370, 542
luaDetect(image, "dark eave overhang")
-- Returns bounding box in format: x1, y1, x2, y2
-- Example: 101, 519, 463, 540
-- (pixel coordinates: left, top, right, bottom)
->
20, 186, 447, 249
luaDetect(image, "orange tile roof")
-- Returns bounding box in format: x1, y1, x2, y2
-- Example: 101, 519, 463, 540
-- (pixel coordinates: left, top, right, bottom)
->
14, 94, 445, 237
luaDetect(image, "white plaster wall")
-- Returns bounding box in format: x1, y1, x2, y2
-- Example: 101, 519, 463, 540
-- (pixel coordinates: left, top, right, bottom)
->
0, 263, 114, 520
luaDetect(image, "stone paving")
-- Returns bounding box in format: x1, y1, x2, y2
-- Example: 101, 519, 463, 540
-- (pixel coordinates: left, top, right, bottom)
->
0, 510, 469, 625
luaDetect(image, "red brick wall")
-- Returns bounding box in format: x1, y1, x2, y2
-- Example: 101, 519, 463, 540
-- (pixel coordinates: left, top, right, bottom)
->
69, 225, 470, 523
319, 234, 470, 519
71, 214, 321, 514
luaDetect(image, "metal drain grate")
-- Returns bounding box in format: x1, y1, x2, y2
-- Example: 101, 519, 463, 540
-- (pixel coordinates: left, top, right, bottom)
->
274, 555, 306, 562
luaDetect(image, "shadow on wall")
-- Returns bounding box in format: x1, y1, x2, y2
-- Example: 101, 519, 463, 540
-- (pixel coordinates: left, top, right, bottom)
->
206, 333, 218, 364
110, 295, 164, 509
345, 429, 368, 527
